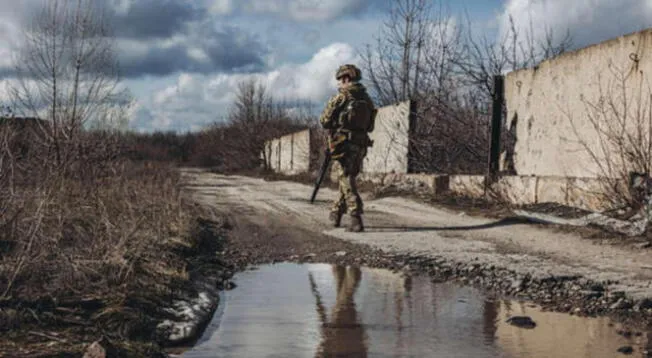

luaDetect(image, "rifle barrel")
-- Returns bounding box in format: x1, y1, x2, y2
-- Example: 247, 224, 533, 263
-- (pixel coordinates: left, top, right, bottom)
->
310, 149, 331, 203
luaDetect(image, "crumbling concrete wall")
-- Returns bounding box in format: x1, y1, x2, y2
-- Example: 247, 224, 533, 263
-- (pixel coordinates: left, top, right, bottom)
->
265, 100, 414, 178
363, 100, 413, 174
448, 174, 616, 211
291, 129, 311, 174
264, 129, 312, 175
279, 133, 293, 173
504, 28, 652, 179
353, 171, 614, 211
265, 139, 281, 172
262, 125, 616, 210
358, 172, 450, 194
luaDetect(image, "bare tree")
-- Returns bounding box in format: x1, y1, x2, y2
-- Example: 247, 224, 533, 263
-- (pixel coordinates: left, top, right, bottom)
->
276, 97, 319, 128
212, 78, 311, 171
455, 13, 573, 106
564, 64, 652, 211
360, 0, 503, 173
360, 0, 460, 106
9, 0, 129, 170
225, 78, 276, 169
361, 1, 574, 174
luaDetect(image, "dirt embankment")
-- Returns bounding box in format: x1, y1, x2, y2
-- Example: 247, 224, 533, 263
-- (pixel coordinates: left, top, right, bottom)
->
185, 169, 652, 338
0, 214, 237, 358
0, 164, 237, 358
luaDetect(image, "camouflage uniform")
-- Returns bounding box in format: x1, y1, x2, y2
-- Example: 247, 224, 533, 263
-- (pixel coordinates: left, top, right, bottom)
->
319, 65, 375, 230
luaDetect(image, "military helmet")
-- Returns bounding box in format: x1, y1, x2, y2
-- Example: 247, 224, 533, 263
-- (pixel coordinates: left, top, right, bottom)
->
336, 64, 361, 82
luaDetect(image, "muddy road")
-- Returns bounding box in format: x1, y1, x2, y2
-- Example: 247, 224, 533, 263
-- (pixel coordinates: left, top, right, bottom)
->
183, 263, 643, 358
180, 169, 652, 327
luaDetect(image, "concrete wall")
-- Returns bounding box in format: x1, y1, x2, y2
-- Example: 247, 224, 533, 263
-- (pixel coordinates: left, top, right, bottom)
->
352, 171, 613, 211
262, 127, 615, 210
450, 175, 486, 198
363, 100, 413, 174
264, 139, 281, 172
265, 100, 414, 177
504, 28, 652, 178
292, 129, 311, 174
279, 133, 292, 173
448, 175, 615, 211
357, 172, 450, 194
264, 129, 312, 175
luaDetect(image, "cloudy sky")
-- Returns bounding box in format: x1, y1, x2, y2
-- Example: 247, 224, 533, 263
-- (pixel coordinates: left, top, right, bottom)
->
1, 0, 651, 132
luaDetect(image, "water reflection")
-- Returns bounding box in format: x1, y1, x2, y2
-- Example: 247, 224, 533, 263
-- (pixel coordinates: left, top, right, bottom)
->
182, 263, 647, 358
310, 266, 368, 357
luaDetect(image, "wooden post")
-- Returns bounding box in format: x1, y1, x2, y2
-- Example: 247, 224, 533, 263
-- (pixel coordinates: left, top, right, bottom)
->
290, 133, 294, 172
407, 99, 418, 173
487, 75, 504, 189
277, 140, 281, 171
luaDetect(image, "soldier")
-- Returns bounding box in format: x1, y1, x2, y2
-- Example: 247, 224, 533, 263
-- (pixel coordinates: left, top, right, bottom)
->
319, 64, 376, 232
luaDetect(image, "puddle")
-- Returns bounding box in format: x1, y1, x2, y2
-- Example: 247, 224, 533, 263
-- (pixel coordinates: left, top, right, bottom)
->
182, 263, 648, 358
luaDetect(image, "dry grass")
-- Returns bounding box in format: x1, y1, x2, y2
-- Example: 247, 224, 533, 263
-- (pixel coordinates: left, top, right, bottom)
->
0, 124, 209, 354
2, 162, 192, 299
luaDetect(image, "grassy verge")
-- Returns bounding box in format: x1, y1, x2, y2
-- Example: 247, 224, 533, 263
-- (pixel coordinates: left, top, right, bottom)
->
0, 158, 230, 357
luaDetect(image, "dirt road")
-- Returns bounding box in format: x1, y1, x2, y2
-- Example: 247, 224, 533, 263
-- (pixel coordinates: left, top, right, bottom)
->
181, 169, 652, 314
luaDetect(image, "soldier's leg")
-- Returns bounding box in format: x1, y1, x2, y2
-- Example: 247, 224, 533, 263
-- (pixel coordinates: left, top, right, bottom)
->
329, 160, 346, 227
343, 146, 365, 232
342, 174, 362, 215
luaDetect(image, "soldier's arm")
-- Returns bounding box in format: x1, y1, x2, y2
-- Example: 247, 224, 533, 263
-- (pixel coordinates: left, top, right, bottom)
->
319, 92, 347, 129
367, 94, 378, 132
367, 93, 377, 113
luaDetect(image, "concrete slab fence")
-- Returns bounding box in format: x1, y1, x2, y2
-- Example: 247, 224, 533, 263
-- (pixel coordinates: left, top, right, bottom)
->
261, 25, 652, 213
263, 129, 312, 175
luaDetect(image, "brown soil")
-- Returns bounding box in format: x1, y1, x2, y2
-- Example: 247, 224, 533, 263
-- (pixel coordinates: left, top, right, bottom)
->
256, 169, 652, 248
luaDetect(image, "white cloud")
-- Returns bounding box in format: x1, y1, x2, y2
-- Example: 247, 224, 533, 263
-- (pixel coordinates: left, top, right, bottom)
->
209, 0, 235, 15
0, 0, 35, 69
269, 42, 360, 100
0, 0, 381, 134
116, 38, 151, 60
242, 0, 369, 22
110, 0, 136, 15
0, 24, 20, 69
130, 42, 361, 132
498, 0, 652, 52
187, 47, 210, 63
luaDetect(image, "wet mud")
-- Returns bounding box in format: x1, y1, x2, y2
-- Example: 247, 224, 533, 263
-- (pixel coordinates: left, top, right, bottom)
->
183, 263, 647, 358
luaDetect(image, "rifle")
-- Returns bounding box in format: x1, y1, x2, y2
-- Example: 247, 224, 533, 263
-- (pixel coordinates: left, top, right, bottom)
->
310, 147, 331, 203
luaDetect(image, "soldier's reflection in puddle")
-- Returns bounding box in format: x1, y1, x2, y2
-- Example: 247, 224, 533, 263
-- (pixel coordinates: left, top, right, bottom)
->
309, 265, 368, 357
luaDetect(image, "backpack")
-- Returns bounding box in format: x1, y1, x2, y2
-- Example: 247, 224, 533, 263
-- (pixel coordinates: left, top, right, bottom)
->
342, 97, 375, 132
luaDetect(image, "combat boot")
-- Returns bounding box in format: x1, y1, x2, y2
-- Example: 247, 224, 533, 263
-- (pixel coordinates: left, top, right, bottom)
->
329, 208, 345, 227
346, 215, 364, 232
